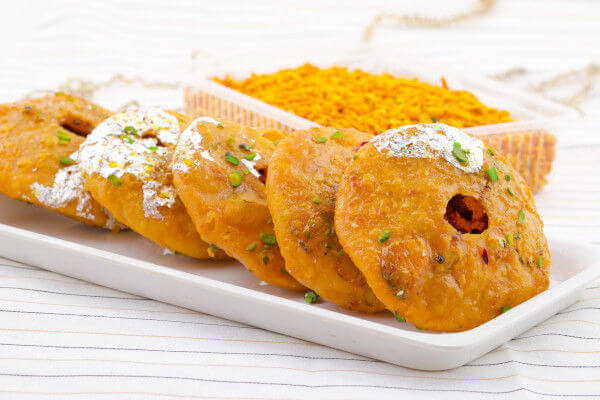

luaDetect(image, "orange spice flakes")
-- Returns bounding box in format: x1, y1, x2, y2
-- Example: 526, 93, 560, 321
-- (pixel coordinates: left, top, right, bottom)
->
213, 63, 511, 134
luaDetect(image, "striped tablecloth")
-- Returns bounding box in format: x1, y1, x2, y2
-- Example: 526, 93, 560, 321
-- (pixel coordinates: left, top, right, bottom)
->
1, 0, 600, 398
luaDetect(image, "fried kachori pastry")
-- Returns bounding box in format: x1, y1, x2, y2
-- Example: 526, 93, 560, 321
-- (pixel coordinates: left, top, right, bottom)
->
172, 117, 304, 290
77, 108, 225, 258
267, 127, 384, 312
335, 123, 550, 331
0, 93, 121, 229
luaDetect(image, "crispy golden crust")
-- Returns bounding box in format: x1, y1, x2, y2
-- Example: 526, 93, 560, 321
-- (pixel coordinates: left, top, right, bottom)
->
335, 127, 550, 331
0, 94, 118, 228
267, 127, 384, 312
82, 110, 225, 259
172, 118, 304, 290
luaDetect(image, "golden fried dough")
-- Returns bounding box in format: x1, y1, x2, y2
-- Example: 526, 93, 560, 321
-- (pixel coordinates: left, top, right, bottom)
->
172, 117, 304, 290
335, 123, 550, 331
78, 108, 225, 259
267, 127, 384, 312
0, 94, 120, 229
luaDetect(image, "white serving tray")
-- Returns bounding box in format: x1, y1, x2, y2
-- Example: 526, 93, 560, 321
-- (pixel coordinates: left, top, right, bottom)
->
0, 195, 598, 370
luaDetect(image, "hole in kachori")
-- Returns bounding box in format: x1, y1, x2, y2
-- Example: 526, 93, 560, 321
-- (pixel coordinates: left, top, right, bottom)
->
444, 194, 488, 234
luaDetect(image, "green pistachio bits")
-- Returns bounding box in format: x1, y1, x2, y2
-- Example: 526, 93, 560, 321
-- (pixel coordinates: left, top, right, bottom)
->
394, 312, 406, 322
486, 166, 498, 182
518, 210, 525, 225
378, 230, 390, 243
56, 131, 71, 142
60, 156, 74, 165
228, 171, 243, 187
487, 148, 495, 156
507, 187, 515, 197
537, 256, 543, 267
225, 153, 239, 165
506, 233, 514, 246
312, 198, 321, 204
124, 126, 137, 135
108, 174, 123, 186
304, 290, 318, 304
148, 145, 158, 151
244, 152, 257, 161
452, 142, 469, 164
501, 305, 512, 313
316, 136, 327, 143
246, 242, 257, 251
331, 131, 343, 139
260, 232, 277, 245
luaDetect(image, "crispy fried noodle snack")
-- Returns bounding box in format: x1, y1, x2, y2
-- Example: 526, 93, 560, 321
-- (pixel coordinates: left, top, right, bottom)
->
335, 123, 550, 331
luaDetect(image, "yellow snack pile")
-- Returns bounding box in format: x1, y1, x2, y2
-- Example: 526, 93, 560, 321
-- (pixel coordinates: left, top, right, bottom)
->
214, 63, 511, 134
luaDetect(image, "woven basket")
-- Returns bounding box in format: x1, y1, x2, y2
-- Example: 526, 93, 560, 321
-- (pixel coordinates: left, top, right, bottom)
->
184, 86, 555, 193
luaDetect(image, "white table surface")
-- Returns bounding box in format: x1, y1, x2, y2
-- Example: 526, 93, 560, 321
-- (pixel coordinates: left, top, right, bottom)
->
0, 1, 599, 399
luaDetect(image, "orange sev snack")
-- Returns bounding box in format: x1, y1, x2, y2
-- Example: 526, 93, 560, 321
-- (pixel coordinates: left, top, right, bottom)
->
213, 63, 512, 135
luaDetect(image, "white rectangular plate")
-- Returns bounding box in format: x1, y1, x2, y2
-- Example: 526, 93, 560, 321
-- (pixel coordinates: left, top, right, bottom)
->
0, 195, 598, 370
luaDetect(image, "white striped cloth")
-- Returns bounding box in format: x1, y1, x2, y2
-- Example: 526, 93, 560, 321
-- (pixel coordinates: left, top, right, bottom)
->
1, 0, 600, 398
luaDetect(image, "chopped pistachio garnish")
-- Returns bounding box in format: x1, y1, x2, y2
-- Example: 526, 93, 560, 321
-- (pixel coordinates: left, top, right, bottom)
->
316, 136, 327, 143
331, 130, 343, 139
262, 255, 269, 264
120, 134, 134, 144
244, 152, 257, 161
246, 242, 257, 251
207, 244, 218, 257
225, 152, 239, 165
312, 197, 321, 204
394, 312, 406, 322
518, 210, 525, 225
501, 306, 512, 313
507, 187, 515, 197
378, 230, 390, 243
226, 137, 233, 147
304, 290, 318, 304
242, 169, 249, 175
519, 256, 526, 264
430, 117, 438, 123
352, 154, 358, 160
108, 174, 123, 186
537, 256, 543, 267
217, 122, 224, 128
228, 171, 243, 187
56, 131, 71, 142
486, 166, 498, 182
487, 148, 495, 156
260, 232, 277, 245
506, 233, 514, 246
505, 174, 512, 181
59, 156, 74, 165
148, 145, 158, 151
452, 141, 470, 165
124, 126, 137, 135
239, 143, 251, 151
